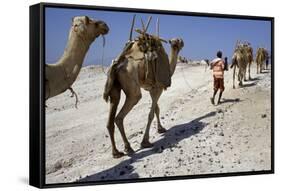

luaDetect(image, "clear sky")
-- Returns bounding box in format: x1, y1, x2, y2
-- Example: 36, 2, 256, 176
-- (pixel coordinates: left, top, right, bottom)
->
45, 7, 271, 66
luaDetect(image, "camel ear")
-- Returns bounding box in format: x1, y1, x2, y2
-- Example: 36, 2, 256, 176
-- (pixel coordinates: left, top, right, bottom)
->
84, 16, 90, 25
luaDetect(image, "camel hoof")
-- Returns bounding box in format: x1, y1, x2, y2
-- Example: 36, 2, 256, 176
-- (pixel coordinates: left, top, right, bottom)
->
113, 151, 125, 158
157, 127, 167, 134
141, 141, 154, 148
125, 146, 135, 155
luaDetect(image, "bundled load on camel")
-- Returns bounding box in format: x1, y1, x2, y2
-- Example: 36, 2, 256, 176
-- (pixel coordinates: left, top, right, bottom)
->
109, 15, 171, 89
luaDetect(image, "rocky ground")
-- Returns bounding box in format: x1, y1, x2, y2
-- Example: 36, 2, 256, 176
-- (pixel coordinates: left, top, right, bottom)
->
45, 63, 271, 184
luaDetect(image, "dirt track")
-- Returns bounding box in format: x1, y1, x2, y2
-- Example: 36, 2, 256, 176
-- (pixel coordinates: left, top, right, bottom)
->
45, 64, 271, 183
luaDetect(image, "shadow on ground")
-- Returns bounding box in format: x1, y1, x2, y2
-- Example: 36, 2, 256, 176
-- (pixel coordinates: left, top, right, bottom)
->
220, 98, 241, 104
78, 111, 216, 182
242, 81, 257, 88
249, 77, 261, 81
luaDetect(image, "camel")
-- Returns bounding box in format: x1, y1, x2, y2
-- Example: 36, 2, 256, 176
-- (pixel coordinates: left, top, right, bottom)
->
103, 17, 184, 158
243, 43, 254, 80
256, 47, 268, 74
231, 42, 251, 88
45, 16, 109, 107
230, 44, 248, 89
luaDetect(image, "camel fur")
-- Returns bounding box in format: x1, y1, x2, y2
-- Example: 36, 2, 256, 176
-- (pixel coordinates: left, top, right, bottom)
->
231, 41, 253, 88
45, 16, 109, 107
103, 36, 184, 158
256, 47, 269, 74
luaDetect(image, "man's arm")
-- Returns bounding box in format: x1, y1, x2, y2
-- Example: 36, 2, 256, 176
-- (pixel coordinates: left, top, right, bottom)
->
221, 61, 225, 70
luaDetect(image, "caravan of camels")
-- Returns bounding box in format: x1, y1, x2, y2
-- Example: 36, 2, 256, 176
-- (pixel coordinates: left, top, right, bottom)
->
45, 14, 270, 163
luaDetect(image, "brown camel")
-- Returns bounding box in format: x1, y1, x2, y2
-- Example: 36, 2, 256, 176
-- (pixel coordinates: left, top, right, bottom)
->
45, 16, 109, 107
243, 43, 254, 80
256, 47, 268, 74
103, 35, 184, 158
231, 45, 246, 88
231, 41, 252, 88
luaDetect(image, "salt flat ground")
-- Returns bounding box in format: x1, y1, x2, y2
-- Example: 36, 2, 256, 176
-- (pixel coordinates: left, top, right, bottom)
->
45, 63, 271, 184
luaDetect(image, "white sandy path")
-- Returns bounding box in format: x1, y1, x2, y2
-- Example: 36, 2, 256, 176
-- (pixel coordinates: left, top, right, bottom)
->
45, 64, 271, 184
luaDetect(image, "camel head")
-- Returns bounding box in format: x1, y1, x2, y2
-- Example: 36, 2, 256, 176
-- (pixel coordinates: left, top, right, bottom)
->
72, 16, 109, 41
169, 38, 184, 52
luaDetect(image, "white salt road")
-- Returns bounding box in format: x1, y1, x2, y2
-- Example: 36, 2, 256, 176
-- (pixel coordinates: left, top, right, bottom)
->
45, 63, 271, 184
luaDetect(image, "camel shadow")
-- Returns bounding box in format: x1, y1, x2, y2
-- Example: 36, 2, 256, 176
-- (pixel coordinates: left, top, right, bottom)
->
220, 98, 241, 104
241, 81, 257, 88
78, 111, 216, 183
249, 77, 260, 81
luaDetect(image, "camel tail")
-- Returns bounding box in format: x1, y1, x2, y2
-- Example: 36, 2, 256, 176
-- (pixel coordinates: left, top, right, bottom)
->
103, 64, 117, 102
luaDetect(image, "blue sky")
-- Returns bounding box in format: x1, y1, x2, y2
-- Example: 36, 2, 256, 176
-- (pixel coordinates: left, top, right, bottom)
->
45, 7, 271, 66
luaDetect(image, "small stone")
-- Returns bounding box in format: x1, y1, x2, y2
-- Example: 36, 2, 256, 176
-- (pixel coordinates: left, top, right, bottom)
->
214, 124, 218, 128
219, 132, 224, 136
214, 151, 219, 156
261, 114, 267, 118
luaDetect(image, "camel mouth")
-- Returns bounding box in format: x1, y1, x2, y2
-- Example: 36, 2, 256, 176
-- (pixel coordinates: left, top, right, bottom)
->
97, 21, 109, 35
101, 25, 109, 35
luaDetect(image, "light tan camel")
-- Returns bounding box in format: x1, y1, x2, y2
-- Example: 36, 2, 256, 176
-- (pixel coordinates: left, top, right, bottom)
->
103, 37, 184, 158
231, 43, 248, 88
45, 16, 109, 107
243, 43, 254, 80
256, 47, 268, 74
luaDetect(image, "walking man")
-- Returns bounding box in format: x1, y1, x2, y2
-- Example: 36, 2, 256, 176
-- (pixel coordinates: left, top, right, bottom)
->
210, 51, 225, 105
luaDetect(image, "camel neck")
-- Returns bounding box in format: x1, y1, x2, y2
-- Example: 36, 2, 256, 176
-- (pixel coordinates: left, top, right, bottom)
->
169, 48, 179, 76
57, 30, 92, 84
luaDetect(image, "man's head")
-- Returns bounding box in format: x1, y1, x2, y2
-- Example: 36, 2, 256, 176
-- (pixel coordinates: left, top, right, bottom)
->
217, 51, 222, 58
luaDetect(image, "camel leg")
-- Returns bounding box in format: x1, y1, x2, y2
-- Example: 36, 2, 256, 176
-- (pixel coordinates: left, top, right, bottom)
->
238, 68, 243, 87
153, 89, 166, 133
141, 88, 162, 148
106, 85, 124, 158
248, 62, 251, 80
233, 65, 236, 89
115, 92, 142, 155
244, 66, 247, 81
155, 103, 166, 133
257, 62, 259, 74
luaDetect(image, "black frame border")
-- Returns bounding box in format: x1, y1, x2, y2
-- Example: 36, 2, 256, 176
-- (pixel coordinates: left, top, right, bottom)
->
29, 2, 274, 189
